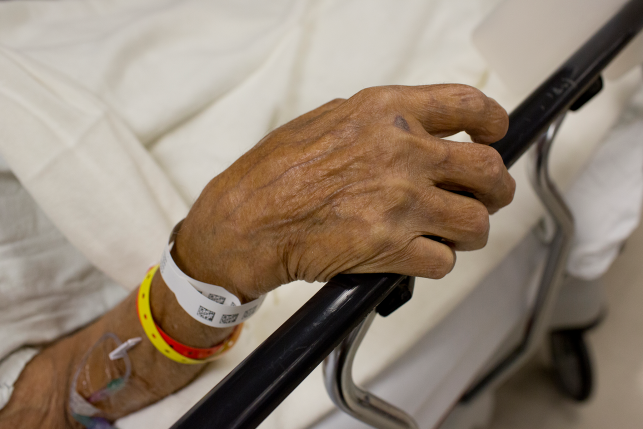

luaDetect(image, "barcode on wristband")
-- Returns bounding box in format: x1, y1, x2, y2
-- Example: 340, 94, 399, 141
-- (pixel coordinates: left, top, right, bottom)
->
220, 314, 238, 324
197, 306, 215, 321
242, 306, 258, 319
206, 293, 226, 304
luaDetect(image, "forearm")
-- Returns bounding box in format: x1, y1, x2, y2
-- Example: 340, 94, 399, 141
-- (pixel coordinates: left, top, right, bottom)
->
0, 241, 234, 427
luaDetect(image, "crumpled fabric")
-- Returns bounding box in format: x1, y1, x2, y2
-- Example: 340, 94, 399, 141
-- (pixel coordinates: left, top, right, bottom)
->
0, 0, 641, 428
0, 347, 40, 410
566, 83, 643, 280
0, 152, 126, 410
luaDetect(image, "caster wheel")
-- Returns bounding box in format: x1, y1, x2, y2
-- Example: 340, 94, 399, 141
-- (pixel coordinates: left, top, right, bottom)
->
550, 329, 593, 401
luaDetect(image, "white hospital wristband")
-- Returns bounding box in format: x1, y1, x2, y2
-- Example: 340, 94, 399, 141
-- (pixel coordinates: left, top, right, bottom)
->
159, 243, 265, 328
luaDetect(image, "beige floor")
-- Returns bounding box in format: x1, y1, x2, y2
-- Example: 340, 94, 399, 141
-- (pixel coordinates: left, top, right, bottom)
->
488, 220, 643, 428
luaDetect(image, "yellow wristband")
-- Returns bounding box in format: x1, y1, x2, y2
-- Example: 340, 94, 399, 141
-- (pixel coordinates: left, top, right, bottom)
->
137, 265, 241, 364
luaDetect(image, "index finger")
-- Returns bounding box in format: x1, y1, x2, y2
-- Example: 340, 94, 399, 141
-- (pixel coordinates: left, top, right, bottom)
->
398, 84, 509, 144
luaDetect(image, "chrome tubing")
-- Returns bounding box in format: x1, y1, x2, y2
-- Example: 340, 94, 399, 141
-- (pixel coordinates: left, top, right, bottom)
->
525, 114, 576, 342
462, 114, 574, 400
323, 311, 419, 429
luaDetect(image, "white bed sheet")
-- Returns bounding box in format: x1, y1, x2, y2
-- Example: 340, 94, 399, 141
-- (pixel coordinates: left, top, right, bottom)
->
0, 1, 639, 428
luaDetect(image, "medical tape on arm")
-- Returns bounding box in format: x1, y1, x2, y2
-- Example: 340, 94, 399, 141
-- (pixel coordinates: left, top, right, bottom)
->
159, 244, 265, 328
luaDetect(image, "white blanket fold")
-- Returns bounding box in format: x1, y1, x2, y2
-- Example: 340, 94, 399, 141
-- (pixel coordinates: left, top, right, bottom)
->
0, 1, 641, 428
0, 46, 187, 288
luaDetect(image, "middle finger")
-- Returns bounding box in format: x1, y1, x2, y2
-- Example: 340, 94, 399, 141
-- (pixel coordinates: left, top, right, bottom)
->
404, 186, 491, 251
407, 136, 515, 213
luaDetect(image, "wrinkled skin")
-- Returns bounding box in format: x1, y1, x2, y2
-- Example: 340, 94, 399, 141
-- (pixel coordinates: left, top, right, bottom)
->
175, 84, 515, 301
0, 84, 514, 428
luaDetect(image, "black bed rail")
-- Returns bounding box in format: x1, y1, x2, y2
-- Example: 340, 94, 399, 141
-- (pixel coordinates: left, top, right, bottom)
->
172, 1, 643, 428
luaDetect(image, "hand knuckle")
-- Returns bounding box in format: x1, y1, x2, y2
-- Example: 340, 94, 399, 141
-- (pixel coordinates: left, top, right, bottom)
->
454, 85, 487, 113
490, 108, 510, 138
423, 137, 449, 167
480, 147, 505, 186
505, 174, 517, 205
355, 86, 398, 111
428, 248, 454, 279
467, 204, 490, 240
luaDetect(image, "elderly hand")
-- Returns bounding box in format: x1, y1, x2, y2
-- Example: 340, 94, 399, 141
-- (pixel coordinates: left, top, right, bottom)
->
0, 84, 514, 429
173, 84, 515, 301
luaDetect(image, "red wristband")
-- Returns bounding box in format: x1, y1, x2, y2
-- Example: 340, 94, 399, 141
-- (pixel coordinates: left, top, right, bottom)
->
155, 321, 242, 361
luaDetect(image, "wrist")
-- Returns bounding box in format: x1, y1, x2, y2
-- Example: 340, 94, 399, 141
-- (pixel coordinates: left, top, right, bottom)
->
149, 270, 233, 349
170, 203, 262, 304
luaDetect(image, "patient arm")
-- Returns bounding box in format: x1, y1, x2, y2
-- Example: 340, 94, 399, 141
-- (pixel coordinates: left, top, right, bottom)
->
0, 259, 232, 428
0, 84, 514, 429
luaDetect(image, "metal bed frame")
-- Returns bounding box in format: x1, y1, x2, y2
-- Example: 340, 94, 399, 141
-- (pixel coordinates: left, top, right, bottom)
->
171, 1, 643, 428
